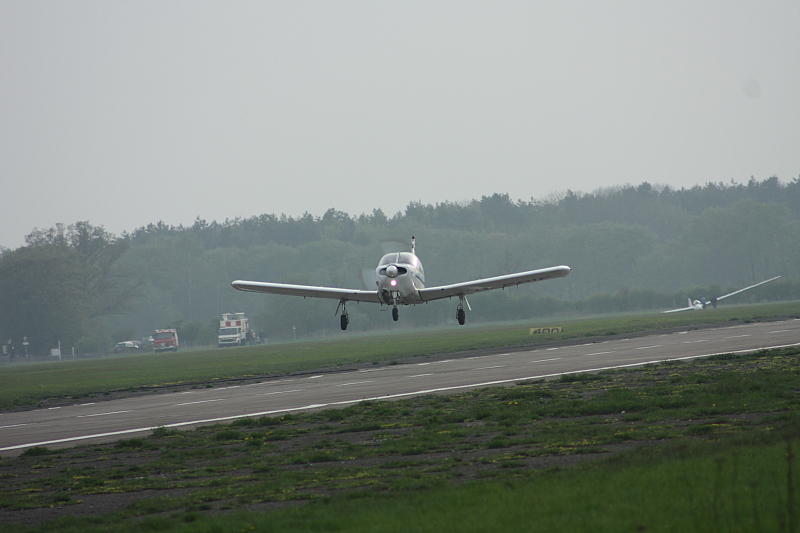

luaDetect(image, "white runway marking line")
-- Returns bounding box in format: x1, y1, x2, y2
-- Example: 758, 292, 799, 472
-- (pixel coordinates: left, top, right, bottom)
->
682, 339, 707, 344
408, 374, 433, 378
77, 410, 132, 418
0, 424, 28, 429
725, 335, 751, 339
215, 386, 240, 391
636, 345, 663, 350
473, 365, 507, 371
262, 389, 303, 396
308, 375, 324, 379
172, 399, 224, 407
246, 379, 294, 387
769, 330, 790, 334
583, 351, 615, 357
530, 358, 562, 363
336, 381, 375, 387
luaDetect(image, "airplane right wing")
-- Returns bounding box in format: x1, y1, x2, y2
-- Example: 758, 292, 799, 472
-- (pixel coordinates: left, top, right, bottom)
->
715, 276, 781, 302
418, 265, 571, 302
231, 280, 382, 304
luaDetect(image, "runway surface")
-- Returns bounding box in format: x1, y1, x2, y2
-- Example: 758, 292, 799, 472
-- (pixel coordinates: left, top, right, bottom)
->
2, 318, 799, 454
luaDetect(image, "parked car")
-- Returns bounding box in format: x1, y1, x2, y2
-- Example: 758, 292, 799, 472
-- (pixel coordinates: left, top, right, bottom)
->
113, 340, 141, 353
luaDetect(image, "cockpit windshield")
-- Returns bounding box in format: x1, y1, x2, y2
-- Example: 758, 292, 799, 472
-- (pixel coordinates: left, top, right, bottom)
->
379, 252, 418, 266
379, 253, 398, 266
398, 253, 416, 265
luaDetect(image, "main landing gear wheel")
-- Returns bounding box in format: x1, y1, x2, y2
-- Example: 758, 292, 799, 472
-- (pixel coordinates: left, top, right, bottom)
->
392, 307, 399, 321
456, 307, 466, 325
340, 313, 349, 331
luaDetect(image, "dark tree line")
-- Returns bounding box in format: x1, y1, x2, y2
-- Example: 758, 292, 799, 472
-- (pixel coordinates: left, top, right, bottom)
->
2, 177, 798, 354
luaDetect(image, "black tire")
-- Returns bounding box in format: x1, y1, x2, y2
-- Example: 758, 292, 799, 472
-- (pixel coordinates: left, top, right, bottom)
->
457, 308, 466, 325
340, 314, 349, 330
392, 307, 399, 321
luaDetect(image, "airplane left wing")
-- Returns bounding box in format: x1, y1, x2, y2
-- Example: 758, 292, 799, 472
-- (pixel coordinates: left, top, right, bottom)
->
418, 265, 571, 302
663, 298, 696, 313
231, 281, 382, 304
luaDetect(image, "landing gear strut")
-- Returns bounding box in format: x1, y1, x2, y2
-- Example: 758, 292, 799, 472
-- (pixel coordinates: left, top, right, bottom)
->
456, 295, 468, 325
338, 300, 349, 330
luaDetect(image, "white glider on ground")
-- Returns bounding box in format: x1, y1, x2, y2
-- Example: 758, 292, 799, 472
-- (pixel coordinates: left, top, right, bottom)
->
663, 276, 780, 313
232, 237, 571, 330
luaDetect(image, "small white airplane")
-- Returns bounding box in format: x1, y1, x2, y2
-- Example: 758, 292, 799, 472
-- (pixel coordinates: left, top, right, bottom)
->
663, 276, 780, 313
232, 237, 571, 330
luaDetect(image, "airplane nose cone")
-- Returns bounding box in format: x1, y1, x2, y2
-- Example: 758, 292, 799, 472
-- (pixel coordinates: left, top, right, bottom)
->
386, 265, 399, 278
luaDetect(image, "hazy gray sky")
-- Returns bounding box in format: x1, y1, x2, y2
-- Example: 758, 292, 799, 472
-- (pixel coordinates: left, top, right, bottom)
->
2, 1, 798, 249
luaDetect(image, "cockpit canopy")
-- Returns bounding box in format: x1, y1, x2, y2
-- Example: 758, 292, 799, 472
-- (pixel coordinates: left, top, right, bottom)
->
379, 252, 418, 267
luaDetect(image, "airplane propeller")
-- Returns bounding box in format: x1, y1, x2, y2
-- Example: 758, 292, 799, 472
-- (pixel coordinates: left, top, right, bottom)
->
359, 268, 378, 290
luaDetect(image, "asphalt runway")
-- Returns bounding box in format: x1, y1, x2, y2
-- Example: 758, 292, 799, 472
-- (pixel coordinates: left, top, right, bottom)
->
2, 318, 799, 455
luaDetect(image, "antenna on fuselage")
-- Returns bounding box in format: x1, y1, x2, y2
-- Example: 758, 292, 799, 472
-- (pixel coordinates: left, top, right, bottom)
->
411, 236, 416, 255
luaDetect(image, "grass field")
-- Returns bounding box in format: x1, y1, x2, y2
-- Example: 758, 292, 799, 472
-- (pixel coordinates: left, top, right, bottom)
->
1, 301, 798, 410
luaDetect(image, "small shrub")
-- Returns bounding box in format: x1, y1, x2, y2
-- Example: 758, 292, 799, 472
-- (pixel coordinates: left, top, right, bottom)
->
21, 446, 51, 457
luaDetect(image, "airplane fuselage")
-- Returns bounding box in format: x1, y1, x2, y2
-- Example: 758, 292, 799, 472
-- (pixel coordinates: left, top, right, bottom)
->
375, 251, 425, 305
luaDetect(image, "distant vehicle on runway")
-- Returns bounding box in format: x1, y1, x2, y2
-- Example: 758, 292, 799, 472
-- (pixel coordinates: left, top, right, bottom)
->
153, 329, 179, 352
218, 312, 251, 347
232, 236, 571, 330
664, 276, 780, 313
113, 340, 141, 353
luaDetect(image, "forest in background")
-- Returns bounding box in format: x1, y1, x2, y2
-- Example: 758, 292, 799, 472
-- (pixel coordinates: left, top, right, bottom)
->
2, 176, 799, 356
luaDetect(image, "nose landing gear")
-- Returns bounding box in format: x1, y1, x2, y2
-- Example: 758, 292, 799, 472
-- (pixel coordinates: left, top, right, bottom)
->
392, 307, 399, 321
